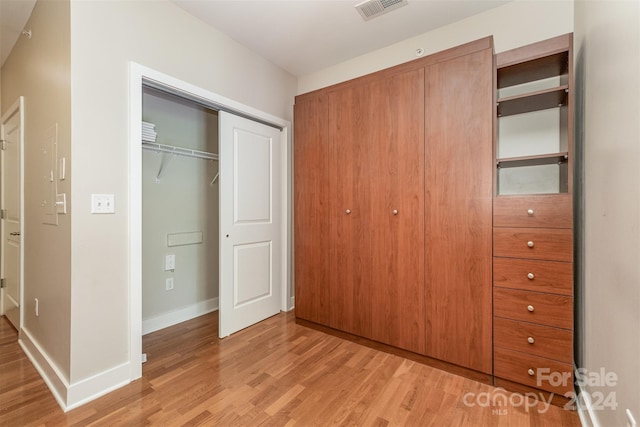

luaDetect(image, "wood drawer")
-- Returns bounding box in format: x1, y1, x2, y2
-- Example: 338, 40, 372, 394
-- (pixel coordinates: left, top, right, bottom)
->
494, 347, 574, 396
493, 258, 573, 295
494, 195, 572, 228
494, 317, 573, 362
494, 288, 573, 329
493, 228, 573, 262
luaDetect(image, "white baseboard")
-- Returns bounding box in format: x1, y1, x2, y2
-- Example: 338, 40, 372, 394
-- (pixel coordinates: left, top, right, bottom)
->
20, 327, 133, 412
142, 297, 218, 335
19, 327, 69, 410
576, 382, 601, 427
66, 362, 130, 411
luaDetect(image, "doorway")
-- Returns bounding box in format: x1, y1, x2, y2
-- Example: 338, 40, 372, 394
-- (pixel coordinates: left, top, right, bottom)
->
0, 97, 24, 332
141, 87, 220, 336
129, 63, 291, 380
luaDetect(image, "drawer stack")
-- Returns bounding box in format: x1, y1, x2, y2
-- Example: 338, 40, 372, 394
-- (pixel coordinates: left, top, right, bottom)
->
492, 194, 574, 395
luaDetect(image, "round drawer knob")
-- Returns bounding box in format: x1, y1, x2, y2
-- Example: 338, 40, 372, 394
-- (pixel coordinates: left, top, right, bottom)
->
527, 336, 535, 344
528, 368, 535, 376
527, 273, 535, 280
527, 241, 535, 248
527, 209, 534, 216
527, 305, 535, 312
346, 209, 351, 214
392, 209, 398, 215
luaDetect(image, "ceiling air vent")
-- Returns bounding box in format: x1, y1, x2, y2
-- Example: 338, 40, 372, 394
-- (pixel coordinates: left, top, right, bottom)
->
355, 0, 408, 21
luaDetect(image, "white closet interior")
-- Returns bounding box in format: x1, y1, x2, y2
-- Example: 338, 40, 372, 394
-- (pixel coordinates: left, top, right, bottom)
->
141, 86, 219, 334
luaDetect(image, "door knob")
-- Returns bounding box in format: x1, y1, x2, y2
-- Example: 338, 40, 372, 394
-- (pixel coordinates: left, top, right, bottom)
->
345, 209, 351, 215
392, 209, 398, 215
527, 336, 535, 344
9, 232, 20, 236
527, 241, 534, 248
527, 305, 535, 312
527, 209, 534, 216
527, 273, 535, 280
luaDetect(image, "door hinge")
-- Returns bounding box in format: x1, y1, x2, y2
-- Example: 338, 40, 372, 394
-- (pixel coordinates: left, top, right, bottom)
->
0, 209, 6, 219
0, 139, 5, 150
0, 278, 5, 289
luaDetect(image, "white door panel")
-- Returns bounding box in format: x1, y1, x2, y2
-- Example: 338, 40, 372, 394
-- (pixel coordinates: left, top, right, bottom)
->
1, 97, 23, 330
219, 112, 282, 337
234, 129, 272, 224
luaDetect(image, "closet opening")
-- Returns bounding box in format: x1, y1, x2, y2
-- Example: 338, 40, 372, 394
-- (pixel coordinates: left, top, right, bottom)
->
140, 85, 220, 342
129, 63, 291, 381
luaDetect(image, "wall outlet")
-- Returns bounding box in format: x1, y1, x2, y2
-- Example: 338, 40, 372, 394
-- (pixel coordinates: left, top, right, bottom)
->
91, 194, 115, 214
164, 254, 175, 271
165, 277, 174, 291
34, 298, 39, 317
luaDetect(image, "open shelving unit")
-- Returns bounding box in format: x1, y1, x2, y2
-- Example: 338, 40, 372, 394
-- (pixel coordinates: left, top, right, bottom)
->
496, 43, 571, 196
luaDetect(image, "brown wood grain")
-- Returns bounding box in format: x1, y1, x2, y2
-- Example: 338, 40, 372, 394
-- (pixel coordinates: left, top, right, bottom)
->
295, 37, 494, 104
493, 377, 575, 409
424, 47, 494, 374
367, 69, 426, 354
494, 194, 572, 228
493, 228, 573, 262
293, 96, 330, 326
496, 33, 572, 69
494, 287, 573, 329
497, 85, 568, 117
493, 257, 573, 295
494, 317, 573, 362
327, 83, 373, 338
1, 312, 582, 426
494, 347, 574, 396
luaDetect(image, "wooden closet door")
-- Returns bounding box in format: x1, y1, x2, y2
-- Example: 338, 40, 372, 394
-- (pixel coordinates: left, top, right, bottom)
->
328, 85, 373, 338
369, 69, 426, 354
293, 96, 330, 325
424, 48, 494, 373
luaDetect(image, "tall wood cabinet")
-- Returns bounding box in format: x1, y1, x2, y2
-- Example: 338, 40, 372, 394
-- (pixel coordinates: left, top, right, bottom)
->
294, 38, 493, 374
492, 34, 575, 395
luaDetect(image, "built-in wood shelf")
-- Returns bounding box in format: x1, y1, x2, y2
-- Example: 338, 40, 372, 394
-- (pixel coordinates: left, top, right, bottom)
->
498, 51, 569, 88
497, 152, 568, 168
498, 85, 568, 117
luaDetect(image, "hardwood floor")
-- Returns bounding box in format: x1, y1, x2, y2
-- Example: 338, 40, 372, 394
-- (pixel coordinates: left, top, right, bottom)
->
0, 313, 581, 426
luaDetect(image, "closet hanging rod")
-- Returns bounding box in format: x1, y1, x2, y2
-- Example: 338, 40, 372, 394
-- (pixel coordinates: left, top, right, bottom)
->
142, 141, 219, 161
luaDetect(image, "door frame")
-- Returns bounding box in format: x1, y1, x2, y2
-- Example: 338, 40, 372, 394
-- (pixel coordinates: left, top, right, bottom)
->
128, 63, 292, 380
0, 96, 25, 331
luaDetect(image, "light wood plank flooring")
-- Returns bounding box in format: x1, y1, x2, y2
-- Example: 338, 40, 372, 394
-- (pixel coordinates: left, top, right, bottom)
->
0, 312, 581, 426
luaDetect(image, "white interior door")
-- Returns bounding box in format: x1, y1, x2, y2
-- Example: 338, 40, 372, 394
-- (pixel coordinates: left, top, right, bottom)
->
1, 98, 24, 330
219, 111, 282, 337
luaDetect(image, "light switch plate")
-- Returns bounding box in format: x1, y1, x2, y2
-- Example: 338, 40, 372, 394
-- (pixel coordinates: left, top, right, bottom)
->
165, 254, 175, 271
91, 194, 115, 214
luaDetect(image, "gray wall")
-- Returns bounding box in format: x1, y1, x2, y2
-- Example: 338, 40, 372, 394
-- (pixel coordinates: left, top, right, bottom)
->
574, 0, 640, 425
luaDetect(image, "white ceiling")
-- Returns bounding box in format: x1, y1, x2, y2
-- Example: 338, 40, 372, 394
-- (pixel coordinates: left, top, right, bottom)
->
0, 0, 510, 76
0, 0, 37, 66
172, 0, 510, 76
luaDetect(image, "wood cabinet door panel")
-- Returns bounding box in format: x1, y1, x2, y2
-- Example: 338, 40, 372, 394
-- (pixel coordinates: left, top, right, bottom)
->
493, 257, 573, 295
424, 48, 494, 373
369, 69, 425, 354
328, 85, 373, 338
494, 287, 573, 329
294, 97, 330, 325
494, 194, 572, 228
493, 228, 573, 262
